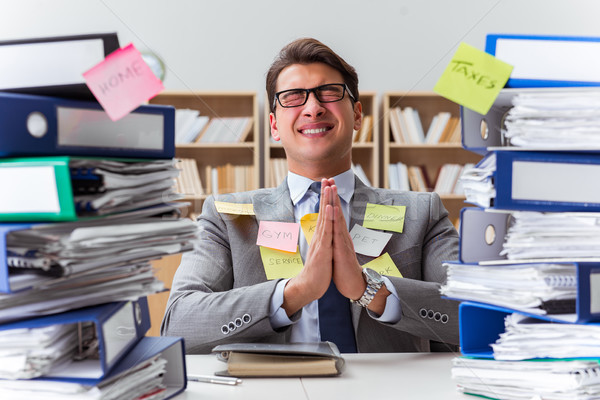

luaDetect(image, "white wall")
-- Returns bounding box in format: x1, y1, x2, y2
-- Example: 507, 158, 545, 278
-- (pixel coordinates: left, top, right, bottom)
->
3, 0, 599, 110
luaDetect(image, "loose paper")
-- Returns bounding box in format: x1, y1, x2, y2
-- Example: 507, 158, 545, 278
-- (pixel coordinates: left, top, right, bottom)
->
362, 253, 403, 278
300, 212, 318, 244
256, 220, 299, 253
214, 201, 255, 215
363, 203, 406, 233
433, 42, 513, 115
83, 43, 164, 121
350, 224, 392, 257
259, 246, 304, 280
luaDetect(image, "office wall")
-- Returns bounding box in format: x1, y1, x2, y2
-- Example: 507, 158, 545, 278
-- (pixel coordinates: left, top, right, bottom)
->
2, 0, 599, 103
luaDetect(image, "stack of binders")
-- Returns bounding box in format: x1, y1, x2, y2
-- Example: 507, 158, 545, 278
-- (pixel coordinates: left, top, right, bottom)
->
441, 34, 600, 400
0, 33, 189, 398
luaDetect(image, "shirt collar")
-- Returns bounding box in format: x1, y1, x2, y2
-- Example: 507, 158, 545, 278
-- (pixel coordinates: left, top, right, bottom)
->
288, 169, 355, 205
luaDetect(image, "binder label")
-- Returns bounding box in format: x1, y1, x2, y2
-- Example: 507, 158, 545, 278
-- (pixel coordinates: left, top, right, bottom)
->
0, 166, 59, 213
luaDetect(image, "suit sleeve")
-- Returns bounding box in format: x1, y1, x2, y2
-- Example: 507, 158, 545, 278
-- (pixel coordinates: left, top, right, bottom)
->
384, 192, 460, 345
160, 196, 288, 354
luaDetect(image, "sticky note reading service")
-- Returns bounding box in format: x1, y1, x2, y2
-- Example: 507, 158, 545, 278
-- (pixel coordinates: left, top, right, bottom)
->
433, 42, 513, 115
256, 220, 300, 253
260, 246, 304, 280
350, 224, 392, 257
300, 212, 318, 245
363, 203, 406, 233
363, 253, 403, 278
214, 201, 255, 215
83, 43, 165, 121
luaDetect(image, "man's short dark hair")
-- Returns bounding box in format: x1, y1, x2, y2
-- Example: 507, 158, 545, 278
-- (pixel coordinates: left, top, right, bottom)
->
266, 38, 359, 113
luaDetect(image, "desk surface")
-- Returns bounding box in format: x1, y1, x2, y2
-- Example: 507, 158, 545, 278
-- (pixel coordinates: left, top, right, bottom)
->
178, 352, 469, 399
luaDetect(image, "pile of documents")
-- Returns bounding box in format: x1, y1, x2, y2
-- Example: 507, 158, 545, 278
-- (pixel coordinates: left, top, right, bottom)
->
0, 32, 190, 398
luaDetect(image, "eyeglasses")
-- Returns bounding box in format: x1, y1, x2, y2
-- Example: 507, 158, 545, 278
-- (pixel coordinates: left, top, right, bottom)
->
273, 83, 356, 110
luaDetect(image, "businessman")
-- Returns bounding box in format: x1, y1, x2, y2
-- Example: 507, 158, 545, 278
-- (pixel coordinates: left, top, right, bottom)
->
162, 38, 460, 353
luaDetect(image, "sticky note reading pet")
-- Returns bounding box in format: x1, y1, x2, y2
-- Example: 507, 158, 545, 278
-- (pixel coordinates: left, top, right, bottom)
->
350, 224, 392, 257
434, 42, 513, 115
215, 201, 255, 215
363, 204, 406, 233
300, 213, 318, 244
83, 43, 164, 121
256, 221, 299, 253
363, 253, 403, 278
260, 246, 304, 280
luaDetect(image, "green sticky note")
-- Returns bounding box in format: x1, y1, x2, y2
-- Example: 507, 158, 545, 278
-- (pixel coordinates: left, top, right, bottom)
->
433, 42, 513, 115
259, 246, 304, 280
363, 203, 406, 233
363, 253, 403, 278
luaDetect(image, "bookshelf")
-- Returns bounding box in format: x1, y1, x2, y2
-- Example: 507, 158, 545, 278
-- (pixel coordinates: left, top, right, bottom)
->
383, 92, 482, 225
263, 91, 380, 188
150, 91, 260, 217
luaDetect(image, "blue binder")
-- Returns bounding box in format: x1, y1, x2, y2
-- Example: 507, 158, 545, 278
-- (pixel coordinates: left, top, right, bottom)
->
486, 34, 600, 88
459, 301, 600, 358
0, 298, 150, 380
0, 92, 175, 159
465, 151, 600, 212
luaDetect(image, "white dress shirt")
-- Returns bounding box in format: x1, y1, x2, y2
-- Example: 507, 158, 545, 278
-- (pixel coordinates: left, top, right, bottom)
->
269, 169, 402, 343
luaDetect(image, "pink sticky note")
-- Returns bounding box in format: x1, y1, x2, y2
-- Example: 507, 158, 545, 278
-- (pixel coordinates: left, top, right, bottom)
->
83, 43, 164, 121
256, 221, 300, 253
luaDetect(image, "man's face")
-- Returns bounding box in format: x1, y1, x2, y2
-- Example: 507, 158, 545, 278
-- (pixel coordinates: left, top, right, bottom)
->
269, 62, 362, 177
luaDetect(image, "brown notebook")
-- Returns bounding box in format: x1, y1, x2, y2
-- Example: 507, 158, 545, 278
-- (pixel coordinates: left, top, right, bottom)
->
211, 342, 345, 377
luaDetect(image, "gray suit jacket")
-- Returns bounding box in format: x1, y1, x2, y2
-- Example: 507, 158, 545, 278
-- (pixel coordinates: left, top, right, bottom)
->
161, 176, 460, 354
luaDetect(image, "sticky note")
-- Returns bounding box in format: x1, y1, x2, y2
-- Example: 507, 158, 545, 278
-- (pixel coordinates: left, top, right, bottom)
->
363, 203, 406, 233
214, 201, 255, 215
83, 43, 165, 121
433, 42, 513, 115
256, 220, 299, 253
300, 213, 318, 245
260, 246, 304, 280
350, 224, 392, 257
363, 253, 403, 278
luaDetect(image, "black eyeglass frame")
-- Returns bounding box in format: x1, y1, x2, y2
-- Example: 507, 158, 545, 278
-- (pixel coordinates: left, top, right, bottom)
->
272, 83, 356, 110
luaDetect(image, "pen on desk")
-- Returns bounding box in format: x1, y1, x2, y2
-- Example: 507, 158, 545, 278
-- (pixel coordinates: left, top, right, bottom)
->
187, 374, 242, 385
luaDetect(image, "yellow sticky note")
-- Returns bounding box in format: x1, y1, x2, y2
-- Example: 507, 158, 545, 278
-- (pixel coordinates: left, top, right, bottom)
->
363, 203, 406, 233
214, 201, 255, 215
363, 253, 403, 278
433, 42, 513, 115
259, 246, 304, 280
300, 213, 318, 245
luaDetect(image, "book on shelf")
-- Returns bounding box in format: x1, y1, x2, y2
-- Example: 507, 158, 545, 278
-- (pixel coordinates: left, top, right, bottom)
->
198, 116, 253, 143
425, 112, 452, 144
433, 163, 465, 194
269, 158, 288, 188
402, 107, 425, 144
174, 158, 204, 196
174, 109, 209, 144
438, 116, 461, 143
407, 166, 429, 192
357, 114, 373, 143
211, 342, 345, 377
388, 162, 410, 191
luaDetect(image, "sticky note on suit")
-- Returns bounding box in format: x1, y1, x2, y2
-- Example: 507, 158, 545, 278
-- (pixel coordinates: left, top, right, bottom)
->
300, 213, 318, 245
433, 42, 513, 115
259, 246, 304, 280
256, 220, 299, 253
83, 43, 165, 121
350, 224, 392, 257
362, 253, 403, 278
363, 203, 406, 233
214, 201, 255, 215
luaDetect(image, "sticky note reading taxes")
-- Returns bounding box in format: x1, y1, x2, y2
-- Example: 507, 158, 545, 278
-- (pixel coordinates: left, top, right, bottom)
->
433, 42, 513, 115
83, 43, 164, 121
259, 246, 304, 280
300, 213, 318, 244
363, 203, 406, 233
214, 201, 255, 215
256, 220, 299, 253
350, 224, 392, 257
363, 253, 403, 278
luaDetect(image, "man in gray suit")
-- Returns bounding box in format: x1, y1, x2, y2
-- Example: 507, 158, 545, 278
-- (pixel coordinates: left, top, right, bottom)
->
162, 38, 460, 354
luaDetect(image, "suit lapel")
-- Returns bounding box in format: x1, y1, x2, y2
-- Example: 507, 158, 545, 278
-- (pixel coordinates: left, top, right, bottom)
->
252, 179, 295, 224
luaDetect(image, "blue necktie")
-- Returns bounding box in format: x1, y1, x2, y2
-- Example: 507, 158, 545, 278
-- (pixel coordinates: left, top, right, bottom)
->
310, 183, 357, 353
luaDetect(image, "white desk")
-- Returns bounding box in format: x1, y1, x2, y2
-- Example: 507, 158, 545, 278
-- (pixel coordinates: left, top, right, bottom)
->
178, 352, 469, 399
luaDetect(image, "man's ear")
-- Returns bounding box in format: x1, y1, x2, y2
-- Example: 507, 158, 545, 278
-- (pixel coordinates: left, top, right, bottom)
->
269, 112, 281, 141
353, 101, 363, 132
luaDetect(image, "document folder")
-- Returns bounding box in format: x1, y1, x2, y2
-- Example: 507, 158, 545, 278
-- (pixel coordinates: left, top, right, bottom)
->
0, 92, 175, 159
0, 32, 120, 99
459, 301, 600, 359
458, 207, 511, 264
486, 33, 600, 88
463, 151, 600, 212
0, 298, 150, 380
